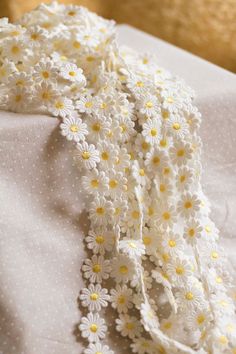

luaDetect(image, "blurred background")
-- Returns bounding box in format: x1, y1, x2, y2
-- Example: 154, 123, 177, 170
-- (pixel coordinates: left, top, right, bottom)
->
0, 0, 236, 73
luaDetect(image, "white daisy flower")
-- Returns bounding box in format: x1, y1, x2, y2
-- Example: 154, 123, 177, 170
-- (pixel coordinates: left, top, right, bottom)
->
119, 239, 145, 258
110, 284, 133, 313
116, 314, 143, 339
105, 169, 127, 199
176, 167, 194, 191
112, 198, 128, 224
84, 342, 114, 354
82, 169, 108, 195
94, 94, 114, 115
120, 199, 141, 232
165, 114, 189, 139
131, 338, 153, 354
176, 283, 205, 309
142, 118, 161, 145
161, 232, 183, 256
85, 227, 114, 254
201, 243, 223, 266
137, 94, 160, 117
76, 94, 95, 114
97, 141, 118, 169
79, 312, 107, 342
166, 257, 192, 285
33, 58, 58, 83
142, 226, 159, 255
33, 82, 59, 108
177, 193, 201, 218
60, 116, 88, 142
82, 255, 111, 283
132, 161, 149, 187
48, 97, 74, 118
186, 307, 213, 331
6, 86, 30, 112
156, 179, 173, 198
126, 74, 151, 96
145, 148, 168, 174
2, 38, 28, 62
75, 141, 100, 169
80, 283, 110, 311
110, 255, 135, 283
134, 133, 151, 158
117, 115, 136, 142
60, 62, 86, 84
170, 141, 193, 165
76, 29, 100, 47
156, 203, 177, 228
183, 219, 203, 245
0, 59, 17, 83
161, 88, 184, 113
87, 115, 111, 141
89, 196, 114, 226
140, 301, 159, 331
7, 71, 31, 88
26, 25, 47, 45
114, 146, 131, 171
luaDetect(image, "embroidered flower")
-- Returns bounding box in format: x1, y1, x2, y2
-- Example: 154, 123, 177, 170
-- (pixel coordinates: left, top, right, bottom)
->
75, 142, 100, 169
110, 255, 135, 283
84, 342, 114, 354
85, 228, 114, 254
79, 312, 107, 342
110, 284, 133, 313
142, 118, 161, 145
82, 255, 111, 283
80, 283, 110, 311
60, 63, 86, 84
116, 314, 143, 339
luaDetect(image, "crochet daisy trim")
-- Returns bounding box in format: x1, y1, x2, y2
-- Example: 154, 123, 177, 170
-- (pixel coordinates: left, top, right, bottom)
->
0, 2, 235, 353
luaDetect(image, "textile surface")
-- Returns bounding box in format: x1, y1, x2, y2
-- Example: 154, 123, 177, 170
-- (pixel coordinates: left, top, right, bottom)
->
0, 25, 235, 354
0, 0, 236, 73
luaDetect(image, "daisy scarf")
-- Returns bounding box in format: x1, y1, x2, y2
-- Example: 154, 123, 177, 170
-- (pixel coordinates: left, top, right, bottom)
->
0, 3, 235, 353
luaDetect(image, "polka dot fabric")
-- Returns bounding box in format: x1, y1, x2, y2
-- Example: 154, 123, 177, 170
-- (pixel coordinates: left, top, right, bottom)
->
0, 25, 236, 354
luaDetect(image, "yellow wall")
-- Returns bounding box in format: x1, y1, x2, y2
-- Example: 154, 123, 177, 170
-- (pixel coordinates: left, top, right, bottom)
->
1, 0, 236, 73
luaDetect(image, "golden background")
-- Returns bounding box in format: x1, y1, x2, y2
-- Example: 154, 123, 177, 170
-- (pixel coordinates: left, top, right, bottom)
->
0, 0, 236, 73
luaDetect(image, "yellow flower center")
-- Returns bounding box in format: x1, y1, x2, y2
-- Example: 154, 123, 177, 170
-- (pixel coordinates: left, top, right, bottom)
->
168, 240, 176, 247
82, 151, 90, 160
70, 124, 79, 132
90, 324, 98, 332
197, 314, 205, 325
160, 184, 166, 192
185, 292, 194, 300
91, 179, 99, 188
167, 96, 174, 103
73, 41, 81, 49
118, 295, 125, 304
184, 201, 192, 209
136, 81, 144, 87
160, 139, 167, 147
145, 101, 153, 108
55, 101, 64, 109
69, 71, 76, 77
90, 293, 99, 301
85, 101, 93, 108
150, 128, 157, 136
126, 322, 134, 330
139, 169, 145, 176
11, 46, 20, 54
100, 102, 107, 109
42, 71, 49, 79
163, 322, 172, 330
96, 207, 104, 215
152, 156, 160, 164
173, 123, 181, 130
95, 235, 104, 244
92, 264, 101, 273
109, 179, 118, 188
141, 141, 149, 150
176, 266, 184, 275
211, 251, 219, 259
128, 241, 137, 248
101, 152, 109, 160
162, 212, 170, 220
177, 149, 185, 157
132, 210, 140, 219
143, 236, 151, 245
92, 123, 100, 132
180, 175, 186, 183
119, 265, 128, 274
219, 335, 228, 345
188, 228, 195, 237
